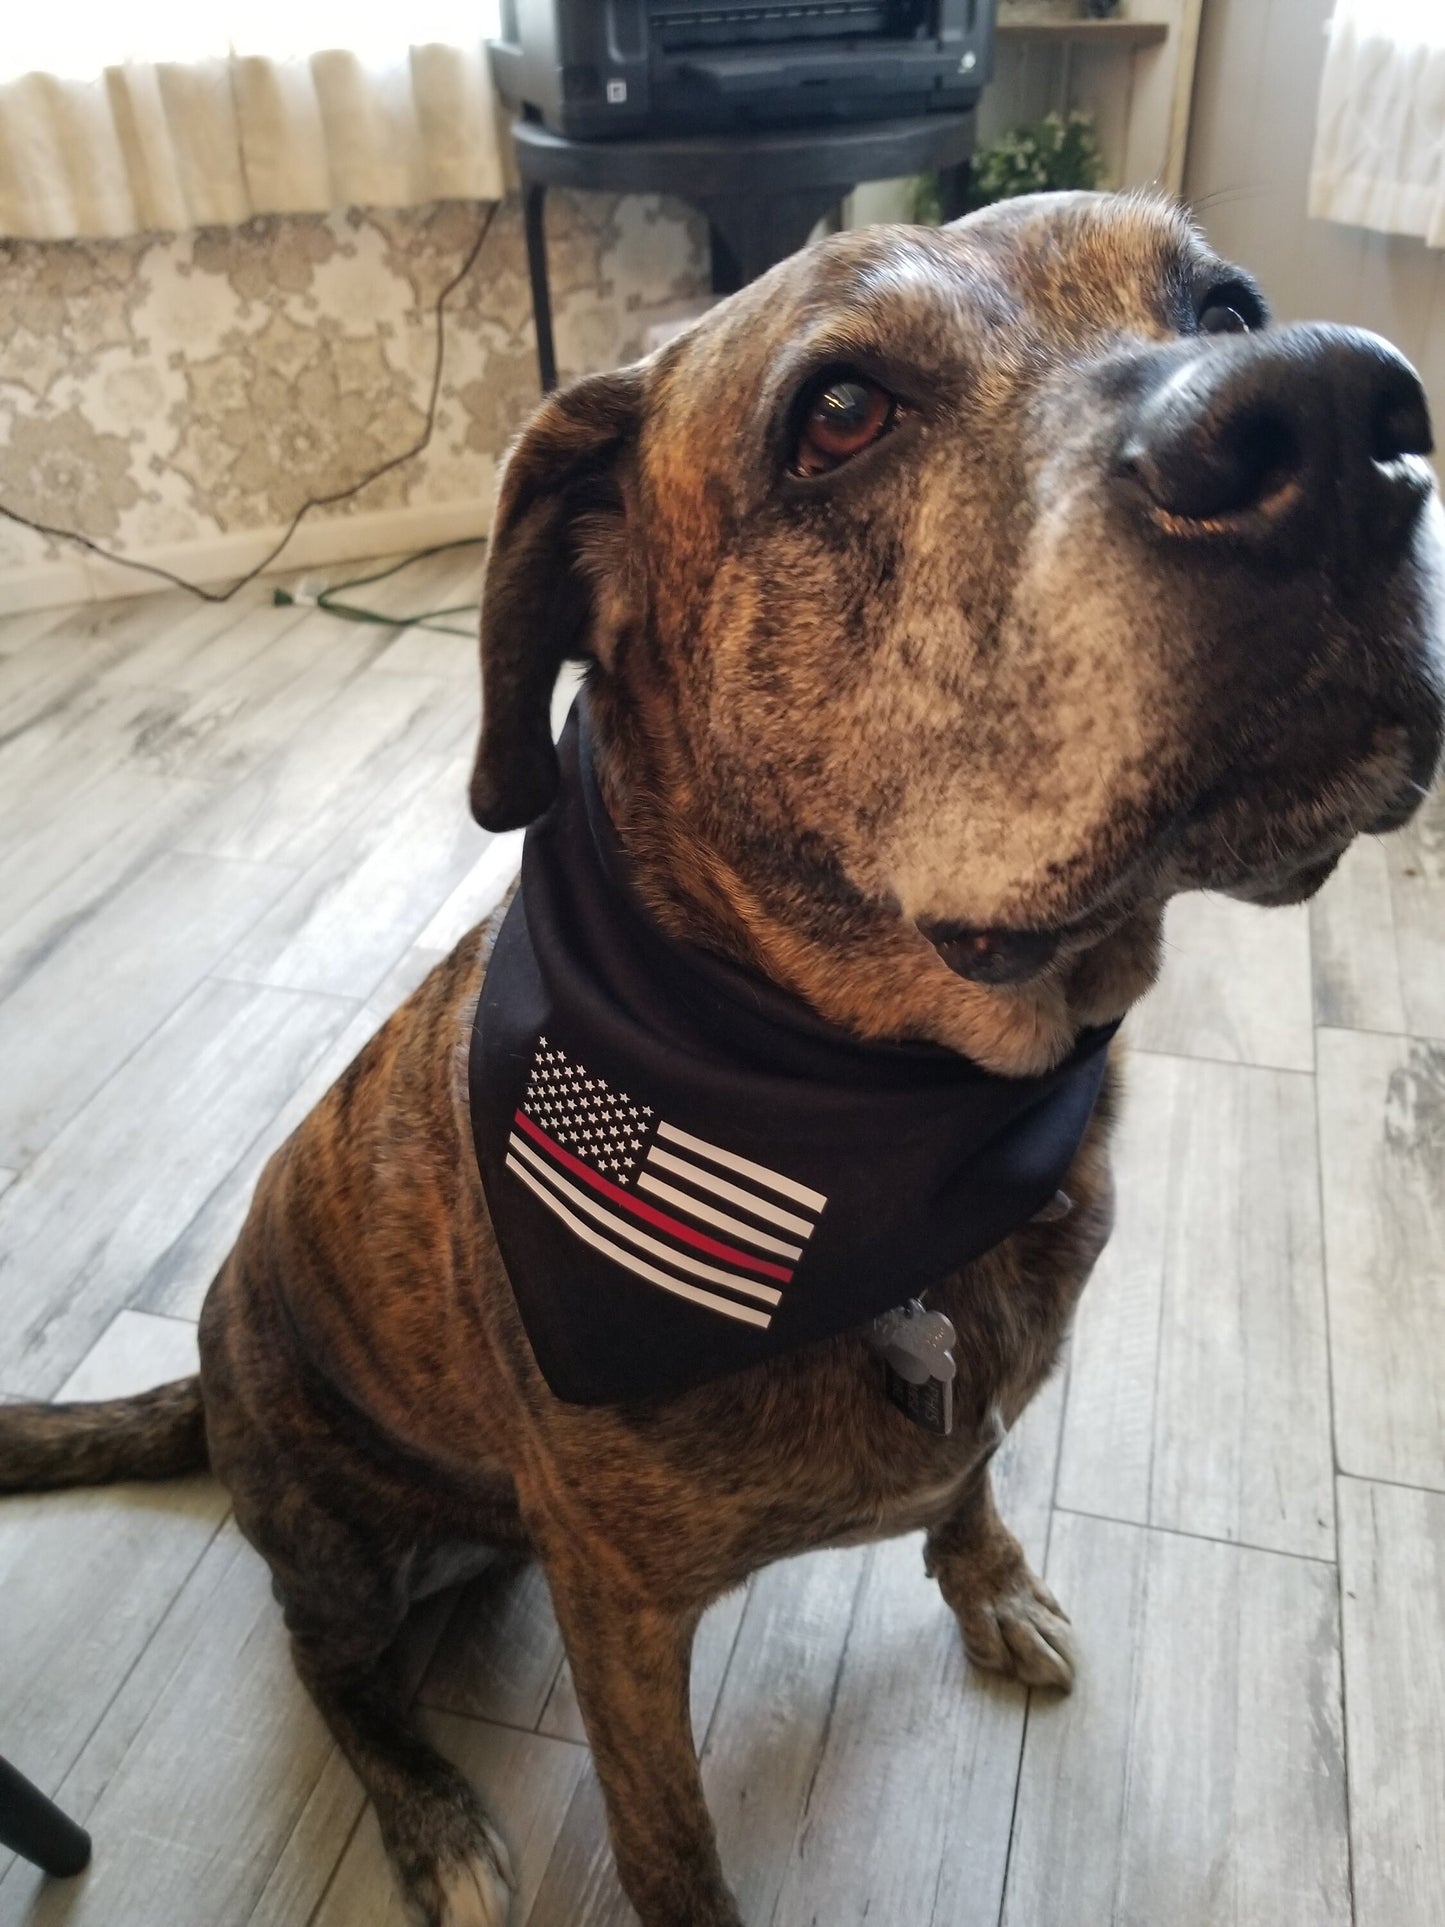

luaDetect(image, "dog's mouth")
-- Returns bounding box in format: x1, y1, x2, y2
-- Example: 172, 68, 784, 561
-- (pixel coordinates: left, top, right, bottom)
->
918, 713, 1439, 985
918, 921, 1066, 986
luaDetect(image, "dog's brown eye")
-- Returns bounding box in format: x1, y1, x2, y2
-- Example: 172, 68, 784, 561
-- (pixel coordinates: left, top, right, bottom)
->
794, 376, 894, 476
1200, 303, 1251, 336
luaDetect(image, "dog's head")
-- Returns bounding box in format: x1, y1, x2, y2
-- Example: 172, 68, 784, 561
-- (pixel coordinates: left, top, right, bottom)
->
471, 192, 1445, 1072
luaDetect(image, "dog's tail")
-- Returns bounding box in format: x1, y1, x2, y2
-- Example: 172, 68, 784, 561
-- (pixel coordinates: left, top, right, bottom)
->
0, 1378, 208, 1492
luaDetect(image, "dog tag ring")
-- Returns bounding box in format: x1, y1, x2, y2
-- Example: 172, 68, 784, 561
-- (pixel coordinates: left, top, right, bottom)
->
865, 1300, 957, 1436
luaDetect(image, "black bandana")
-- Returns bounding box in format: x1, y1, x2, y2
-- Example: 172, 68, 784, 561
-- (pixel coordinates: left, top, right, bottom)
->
470, 703, 1116, 1406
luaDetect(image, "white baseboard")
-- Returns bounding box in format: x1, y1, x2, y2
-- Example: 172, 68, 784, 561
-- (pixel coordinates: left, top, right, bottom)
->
0, 495, 494, 615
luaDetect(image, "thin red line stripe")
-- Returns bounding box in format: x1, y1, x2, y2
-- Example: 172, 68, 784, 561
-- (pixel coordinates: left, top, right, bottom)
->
512, 1110, 794, 1284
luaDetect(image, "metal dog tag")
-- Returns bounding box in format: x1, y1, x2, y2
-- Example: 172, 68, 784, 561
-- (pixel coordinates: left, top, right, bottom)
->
1032, 1189, 1074, 1223
865, 1300, 957, 1436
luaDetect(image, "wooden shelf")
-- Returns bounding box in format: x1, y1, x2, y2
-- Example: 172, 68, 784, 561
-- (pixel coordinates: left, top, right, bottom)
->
996, 20, 1169, 46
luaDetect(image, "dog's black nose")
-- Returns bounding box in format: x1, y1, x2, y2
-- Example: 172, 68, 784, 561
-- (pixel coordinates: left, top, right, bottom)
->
1118, 324, 1433, 559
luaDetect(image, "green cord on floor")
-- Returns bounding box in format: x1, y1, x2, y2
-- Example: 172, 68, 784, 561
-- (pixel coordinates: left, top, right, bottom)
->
271, 538, 483, 637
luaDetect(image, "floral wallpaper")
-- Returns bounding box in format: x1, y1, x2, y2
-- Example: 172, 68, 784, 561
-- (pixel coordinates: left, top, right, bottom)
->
0, 192, 708, 584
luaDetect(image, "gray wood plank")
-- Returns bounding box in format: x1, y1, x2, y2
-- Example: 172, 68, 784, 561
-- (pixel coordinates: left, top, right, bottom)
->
312, 545, 482, 625
529, 1545, 871, 1927
366, 939, 457, 1011
138, 985, 415, 1323
175, 666, 456, 870
407, 661, 584, 958
674, 1368, 1058, 1925
1337, 1477, 1445, 1927
413, 829, 523, 955
219, 728, 486, 1002
699, 1545, 875, 1927
1318, 1027, 1445, 1488
0, 704, 207, 924
766, 1537, 1028, 1927
0, 1308, 227, 1883
0, 602, 78, 654
1310, 835, 1407, 1033
1127, 894, 1314, 1072
130, 606, 396, 785
0, 1523, 333, 1927
0, 770, 216, 1024
0, 978, 357, 1397
1386, 784, 1445, 1040
0, 669, 190, 841
368, 611, 481, 681
0, 625, 190, 895
99, 589, 306, 697
0, 592, 193, 735
301, 1713, 584, 1927
1059, 1051, 1335, 1558
243, 1588, 464, 1927
1055, 1048, 1176, 1528
0, 597, 226, 886
249, 546, 483, 690
244, 1749, 367, 1927
1002, 1512, 1350, 1927
0, 848, 294, 1166
420, 1558, 568, 1733
57, 1307, 199, 1397
994, 1340, 1068, 1559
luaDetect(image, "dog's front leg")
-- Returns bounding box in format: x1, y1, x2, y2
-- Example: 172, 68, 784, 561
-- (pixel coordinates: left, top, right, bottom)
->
546, 1556, 741, 1927
924, 1461, 1075, 1691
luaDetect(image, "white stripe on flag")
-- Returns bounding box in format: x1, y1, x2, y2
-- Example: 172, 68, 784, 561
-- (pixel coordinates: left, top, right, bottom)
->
506, 1156, 773, 1328
655, 1120, 827, 1211
635, 1171, 803, 1261
509, 1134, 782, 1306
646, 1144, 816, 1239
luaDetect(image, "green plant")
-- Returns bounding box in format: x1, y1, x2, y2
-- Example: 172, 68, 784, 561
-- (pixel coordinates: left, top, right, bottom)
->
910, 110, 1105, 225
972, 111, 1104, 204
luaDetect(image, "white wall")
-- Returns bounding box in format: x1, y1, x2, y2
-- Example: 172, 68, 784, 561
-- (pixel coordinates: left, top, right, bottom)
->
1184, 0, 1445, 423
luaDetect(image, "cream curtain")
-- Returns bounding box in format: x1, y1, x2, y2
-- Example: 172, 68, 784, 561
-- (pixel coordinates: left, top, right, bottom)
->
0, 4, 508, 241
1309, 0, 1445, 247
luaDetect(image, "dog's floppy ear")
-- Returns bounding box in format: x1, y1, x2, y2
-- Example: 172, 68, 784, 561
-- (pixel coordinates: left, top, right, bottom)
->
470, 366, 645, 831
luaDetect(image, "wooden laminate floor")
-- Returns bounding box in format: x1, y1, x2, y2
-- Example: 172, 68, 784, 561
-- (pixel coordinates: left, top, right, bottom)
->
1, 559, 1443, 1926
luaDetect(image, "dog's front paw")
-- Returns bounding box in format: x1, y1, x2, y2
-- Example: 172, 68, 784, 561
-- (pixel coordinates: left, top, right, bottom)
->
953, 1563, 1075, 1690
928, 1531, 1075, 1692
398, 1816, 514, 1927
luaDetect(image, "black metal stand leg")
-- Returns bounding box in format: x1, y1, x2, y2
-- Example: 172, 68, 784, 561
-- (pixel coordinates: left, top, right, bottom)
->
708, 221, 742, 297
699, 188, 845, 291
523, 182, 558, 394
0, 1755, 92, 1878
939, 159, 974, 223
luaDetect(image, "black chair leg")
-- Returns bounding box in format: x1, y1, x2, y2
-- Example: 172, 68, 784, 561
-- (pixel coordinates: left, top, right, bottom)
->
0, 1754, 91, 1878
522, 182, 559, 393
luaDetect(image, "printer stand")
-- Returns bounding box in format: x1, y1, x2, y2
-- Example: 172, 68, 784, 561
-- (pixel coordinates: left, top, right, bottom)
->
511, 115, 977, 392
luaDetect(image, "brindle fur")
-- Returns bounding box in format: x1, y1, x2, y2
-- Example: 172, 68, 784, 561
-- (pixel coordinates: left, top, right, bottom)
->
2, 193, 1442, 1927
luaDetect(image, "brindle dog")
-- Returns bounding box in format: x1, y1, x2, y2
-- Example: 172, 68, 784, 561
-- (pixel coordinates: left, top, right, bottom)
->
3, 193, 1443, 1927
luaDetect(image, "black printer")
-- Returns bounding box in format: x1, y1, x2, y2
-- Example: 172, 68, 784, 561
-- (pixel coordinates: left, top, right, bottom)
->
489, 1, 996, 139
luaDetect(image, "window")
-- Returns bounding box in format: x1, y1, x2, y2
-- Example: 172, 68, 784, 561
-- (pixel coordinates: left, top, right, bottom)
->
1310, 0, 1445, 247
0, 3, 506, 240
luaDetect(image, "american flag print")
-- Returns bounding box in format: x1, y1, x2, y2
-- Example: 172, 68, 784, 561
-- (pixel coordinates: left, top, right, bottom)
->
505, 1038, 827, 1328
